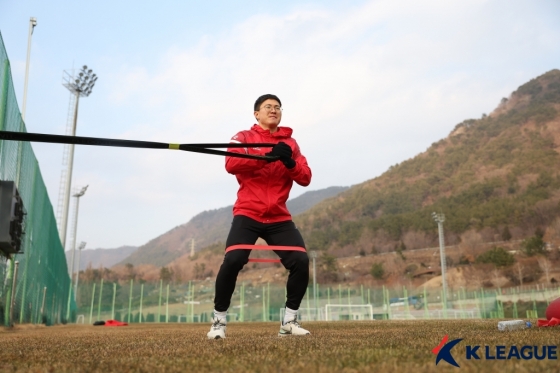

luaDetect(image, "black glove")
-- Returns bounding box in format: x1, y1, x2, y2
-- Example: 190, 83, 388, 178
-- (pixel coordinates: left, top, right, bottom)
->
266, 142, 296, 169
265, 142, 292, 161
281, 158, 296, 169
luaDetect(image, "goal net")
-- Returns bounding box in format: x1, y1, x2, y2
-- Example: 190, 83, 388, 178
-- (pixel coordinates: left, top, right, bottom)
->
324, 304, 374, 321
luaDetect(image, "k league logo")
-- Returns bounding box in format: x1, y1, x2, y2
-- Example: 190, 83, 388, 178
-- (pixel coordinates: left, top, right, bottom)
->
432, 335, 559, 367
433, 335, 462, 367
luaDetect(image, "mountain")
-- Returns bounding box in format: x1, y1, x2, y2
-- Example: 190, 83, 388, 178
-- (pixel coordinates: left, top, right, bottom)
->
66, 246, 137, 272
294, 69, 560, 257
287, 186, 348, 215
116, 186, 349, 267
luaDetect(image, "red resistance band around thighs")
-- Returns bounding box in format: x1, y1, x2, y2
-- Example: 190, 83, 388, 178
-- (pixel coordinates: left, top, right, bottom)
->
224, 244, 307, 263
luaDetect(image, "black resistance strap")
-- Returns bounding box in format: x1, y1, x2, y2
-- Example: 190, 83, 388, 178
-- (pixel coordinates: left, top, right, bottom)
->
0, 131, 279, 161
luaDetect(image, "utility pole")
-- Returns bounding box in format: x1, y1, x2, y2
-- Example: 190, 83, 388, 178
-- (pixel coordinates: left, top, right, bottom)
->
74, 241, 87, 303
6, 20, 37, 320
432, 212, 448, 318
66, 185, 88, 321
21, 17, 37, 121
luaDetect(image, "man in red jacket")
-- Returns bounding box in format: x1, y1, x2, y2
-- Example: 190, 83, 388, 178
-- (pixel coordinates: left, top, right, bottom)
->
207, 94, 312, 339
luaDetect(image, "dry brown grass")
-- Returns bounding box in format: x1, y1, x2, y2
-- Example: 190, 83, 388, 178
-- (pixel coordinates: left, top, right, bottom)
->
1, 320, 559, 372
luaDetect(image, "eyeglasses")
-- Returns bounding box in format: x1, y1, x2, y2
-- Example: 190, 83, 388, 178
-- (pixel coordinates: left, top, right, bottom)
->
260, 105, 282, 112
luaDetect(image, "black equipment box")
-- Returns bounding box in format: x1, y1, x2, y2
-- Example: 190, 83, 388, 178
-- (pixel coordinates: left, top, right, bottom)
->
0, 181, 25, 256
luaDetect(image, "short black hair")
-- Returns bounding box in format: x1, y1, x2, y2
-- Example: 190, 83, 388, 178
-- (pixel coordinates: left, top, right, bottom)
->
254, 94, 281, 111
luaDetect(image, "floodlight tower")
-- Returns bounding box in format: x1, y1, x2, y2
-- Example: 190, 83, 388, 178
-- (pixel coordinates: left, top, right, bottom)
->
21, 17, 37, 121
59, 66, 97, 249
432, 212, 448, 316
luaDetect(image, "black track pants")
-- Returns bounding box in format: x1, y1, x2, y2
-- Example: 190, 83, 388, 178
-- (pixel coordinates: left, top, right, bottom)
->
214, 215, 309, 312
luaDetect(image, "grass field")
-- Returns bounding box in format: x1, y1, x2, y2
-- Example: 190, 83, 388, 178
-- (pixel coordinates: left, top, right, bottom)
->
1, 320, 559, 372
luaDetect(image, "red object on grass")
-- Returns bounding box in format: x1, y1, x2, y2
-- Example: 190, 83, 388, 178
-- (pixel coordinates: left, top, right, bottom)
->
104, 320, 128, 327
537, 317, 560, 327
546, 297, 560, 320
537, 298, 560, 327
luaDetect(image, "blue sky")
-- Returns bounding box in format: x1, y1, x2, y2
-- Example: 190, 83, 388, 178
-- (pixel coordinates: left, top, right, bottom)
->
1, 0, 559, 251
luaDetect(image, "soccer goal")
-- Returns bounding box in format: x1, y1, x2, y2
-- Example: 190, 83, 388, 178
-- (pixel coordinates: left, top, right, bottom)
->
76, 315, 85, 324
324, 304, 374, 321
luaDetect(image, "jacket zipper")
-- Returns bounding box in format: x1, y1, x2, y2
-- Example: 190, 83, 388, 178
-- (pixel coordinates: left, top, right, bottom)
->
264, 137, 274, 222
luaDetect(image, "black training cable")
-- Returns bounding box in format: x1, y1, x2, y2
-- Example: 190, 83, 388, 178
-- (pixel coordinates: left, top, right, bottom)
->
0, 130, 280, 161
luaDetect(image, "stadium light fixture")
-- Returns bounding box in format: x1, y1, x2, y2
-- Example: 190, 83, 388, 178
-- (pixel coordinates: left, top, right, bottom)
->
432, 212, 448, 318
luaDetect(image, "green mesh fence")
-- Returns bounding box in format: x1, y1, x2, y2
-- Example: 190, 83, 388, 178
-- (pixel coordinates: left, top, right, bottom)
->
74, 279, 559, 324
0, 31, 74, 326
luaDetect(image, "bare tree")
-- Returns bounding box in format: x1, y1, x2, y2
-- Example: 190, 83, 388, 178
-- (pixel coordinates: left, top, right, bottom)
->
515, 262, 525, 286
545, 217, 560, 248
491, 268, 507, 288
538, 257, 553, 284
468, 271, 484, 289
459, 230, 483, 260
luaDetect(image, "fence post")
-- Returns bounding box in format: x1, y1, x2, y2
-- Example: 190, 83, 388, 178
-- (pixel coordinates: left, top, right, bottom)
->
187, 281, 192, 322
382, 285, 386, 320
111, 283, 116, 320
338, 284, 342, 305
9, 261, 20, 326
361, 285, 364, 304
128, 279, 133, 323
190, 282, 195, 322
4, 257, 14, 326
240, 282, 245, 322
39, 286, 47, 323
385, 286, 392, 320
139, 283, 144, 323
262, 286, 266, 322
306, 287, 310, 321
166, 283, 169, 323
32, 285, 40, 324
65, 277, 73, 322
532, 289, 537, 317
186, 282, 189, 322
89, 283, 96, 324
158, 279, 162, 322
403, 286, 410, 319
480, 288, 486, 318
423, 286, 429, 319
267, 282, 270, 321
97, 278, 104, 321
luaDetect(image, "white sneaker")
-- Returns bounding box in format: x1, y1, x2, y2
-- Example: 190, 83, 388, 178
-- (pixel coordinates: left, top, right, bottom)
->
278, 318, 310, 337
207, 317, 227, 339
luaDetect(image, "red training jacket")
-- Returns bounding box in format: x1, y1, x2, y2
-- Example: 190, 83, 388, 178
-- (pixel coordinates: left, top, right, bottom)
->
226, 124, 312, 223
